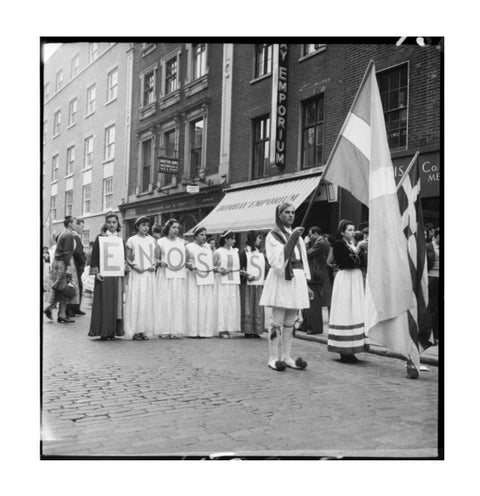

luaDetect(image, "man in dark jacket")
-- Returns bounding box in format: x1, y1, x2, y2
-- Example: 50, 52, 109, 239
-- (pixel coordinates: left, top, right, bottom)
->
67, 217, 86, 316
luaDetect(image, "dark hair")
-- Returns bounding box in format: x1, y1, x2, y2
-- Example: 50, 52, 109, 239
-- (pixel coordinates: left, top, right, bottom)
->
43, 246, 49, 251
63, 216, 73, 228
152, 223, 163, 235
218, 230, 235, 247
75, 218, 85, 226
362, 226, 369, 235
326, 234, 335, 245
193, 226, 207, 239
89, 241, 95, 248
162, 218, 179, 237
246, 230, 259, 250
434, 228, 440, 237
207, 236, 216, 245
309, 226, 323, 236
104, 212, 122, 232
336, 219, 355, 240
354, 231, 364, 242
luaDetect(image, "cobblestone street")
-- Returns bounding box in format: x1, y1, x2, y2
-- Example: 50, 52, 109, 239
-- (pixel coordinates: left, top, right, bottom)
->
42, 308, 438, 458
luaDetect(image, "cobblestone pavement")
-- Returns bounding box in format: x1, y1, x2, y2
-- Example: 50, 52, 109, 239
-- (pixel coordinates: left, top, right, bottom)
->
41, 308, 439, 458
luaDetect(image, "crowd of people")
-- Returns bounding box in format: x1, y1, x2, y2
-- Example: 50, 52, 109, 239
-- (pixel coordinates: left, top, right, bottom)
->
43, 206, 439, 369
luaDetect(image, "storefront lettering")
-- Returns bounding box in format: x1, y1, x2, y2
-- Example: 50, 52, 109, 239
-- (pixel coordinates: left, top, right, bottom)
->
216, 193, 299, 212
392, 152, 440, 198
271, 44, 288, 168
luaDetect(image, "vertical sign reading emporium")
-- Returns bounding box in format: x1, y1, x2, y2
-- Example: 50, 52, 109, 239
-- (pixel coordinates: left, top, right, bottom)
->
270, 44, 288, 168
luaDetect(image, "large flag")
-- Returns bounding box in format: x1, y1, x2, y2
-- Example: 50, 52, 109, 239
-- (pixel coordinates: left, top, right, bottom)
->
397, 155, 435, 368
323, 61, 415, 369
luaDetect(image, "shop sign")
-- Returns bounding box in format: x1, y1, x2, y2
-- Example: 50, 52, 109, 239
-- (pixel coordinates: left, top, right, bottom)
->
186, 185, 200, 194
158, 157, 179, 175
393, 151, 440, 198
270, 44, 288, 168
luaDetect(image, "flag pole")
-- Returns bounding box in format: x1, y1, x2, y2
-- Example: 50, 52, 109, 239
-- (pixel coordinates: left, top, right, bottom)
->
300, 59, 376, 228
395, 151, 420, 192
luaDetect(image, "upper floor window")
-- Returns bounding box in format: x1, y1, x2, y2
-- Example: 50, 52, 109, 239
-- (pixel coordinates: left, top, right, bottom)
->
302, 44, 326, 56
190, 118, 204, 177
377, 63, 409, 149
107, 68, 118, 102
165, 57, 178, 94
193, 43, 207, 80
254, 44, 272, 78
104, 125, 115, 161
142, 70, 155, 106
50, 196, 57, 220
55, 69, 64, 92
82, 184, 91, 214
140, 138, 153, 193
84, 136, 94, 169
71, 54, 80, 78
86, 84, 96, 115
252, 115, 270, 179
68, 98, 77, 127
53, 110, 61, 137
65, 190, 73, 216
159, 128, 177, 186
43, 120, 47, 145
82, 230, 90, 246
103, 177, 113, 211
301, 95, 324, 169
66, 146, 75, 175
89, 43, 98, 63
51, 154, 59, 182
44, 83, 50, 100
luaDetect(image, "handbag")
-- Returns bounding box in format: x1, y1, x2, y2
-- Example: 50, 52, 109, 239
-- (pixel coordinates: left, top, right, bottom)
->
52, 273, 77, 299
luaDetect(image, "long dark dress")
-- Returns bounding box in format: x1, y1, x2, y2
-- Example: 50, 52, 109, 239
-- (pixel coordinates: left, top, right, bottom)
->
88, 234, 125, 338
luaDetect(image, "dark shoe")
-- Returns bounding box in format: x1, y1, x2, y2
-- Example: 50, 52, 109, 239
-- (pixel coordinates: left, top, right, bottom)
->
141, 334, 149, 340
58, 317, 75, 323
99, 337, 108, 341
268, 360, 287, 372
251, 334, 262, 339
348, 355, 359, 363
75, 310, 86, 316
44, 308, 53, 320
133, 334, 142, 340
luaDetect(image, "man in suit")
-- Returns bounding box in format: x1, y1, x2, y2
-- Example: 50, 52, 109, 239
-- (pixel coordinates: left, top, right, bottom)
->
67, 217, 86, 316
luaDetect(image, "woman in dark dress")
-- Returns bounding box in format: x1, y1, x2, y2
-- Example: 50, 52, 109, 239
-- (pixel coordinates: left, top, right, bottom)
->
88, 213, 126, 341
327, 219, 369, 362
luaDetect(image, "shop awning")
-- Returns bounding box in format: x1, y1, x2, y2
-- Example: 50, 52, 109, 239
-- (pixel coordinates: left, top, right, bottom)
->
186, 175, 321, 235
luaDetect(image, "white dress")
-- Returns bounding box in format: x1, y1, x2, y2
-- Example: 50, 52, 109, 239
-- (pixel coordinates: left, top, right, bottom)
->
259, 230, 311, 309
124, 234, 157, 339
154, 237, 187, 337
213, 247, 241, 333
185, 242, 217, 337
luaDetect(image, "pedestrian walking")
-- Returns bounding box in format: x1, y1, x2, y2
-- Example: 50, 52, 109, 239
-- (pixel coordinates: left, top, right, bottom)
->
239, 230, 265, 338
42, 247, 51, 293
124, 216, 157, 341
327, 219, 369, 362
66, 217, 86, 317
154, 219, 187, 339
427, 227, 440, 345
185, 227, 217, 338
259, 203, 312, 371
300, 226, 332, 335
213, 230, 241, 338
44, 216, 80, 323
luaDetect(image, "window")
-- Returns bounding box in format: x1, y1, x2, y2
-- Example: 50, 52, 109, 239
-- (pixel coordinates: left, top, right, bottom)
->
66, 146, 75, 175
55, 69, 64, 92
159, 128, 177, 186
43, 120, 47, 145
68, 98, 77, 126
82, 231, 90, 245
142, 70, 155, 106
301, 95, 324, 169
89, 43, 98, 63
84, 136, 94, 169
302, 44, 325, 56
86, 84, 96, 114
104, 125, 115, 161
44, 83, 50, 100
255, 44, 272, 78
190, 118, 204, 177
103, 177, 113, 210
71, 54, 80, 78
165, 57, 178, 94
51, 154, 59, 182
252, 115, 270, 179
377, 64, 408, 149
82, 184, 91, 214
50, 196, 57, 220
65, 190, 73, 216
107, 68, 118, 102
141, 138, 152, 192
53, 110, 61, 136
193, 43, 207, 80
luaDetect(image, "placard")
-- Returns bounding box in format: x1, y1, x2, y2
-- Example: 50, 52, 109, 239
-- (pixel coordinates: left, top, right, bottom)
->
99, 237, 125, 277
134, 238, 155, 271
220, 249, 240, 285
194, 248, 215, 286
246, 251, 265, 286
165, 244, 186, 279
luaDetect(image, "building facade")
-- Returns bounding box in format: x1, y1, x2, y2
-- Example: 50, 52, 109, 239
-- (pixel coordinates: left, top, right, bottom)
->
42, 42, 132, 246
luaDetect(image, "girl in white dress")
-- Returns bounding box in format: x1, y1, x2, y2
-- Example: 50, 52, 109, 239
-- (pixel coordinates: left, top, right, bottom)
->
213, 230, 241, 338
154, 219, 187, 338
260, 203, 313, 371
124, 216, 157, 340
185, 227, 217, 338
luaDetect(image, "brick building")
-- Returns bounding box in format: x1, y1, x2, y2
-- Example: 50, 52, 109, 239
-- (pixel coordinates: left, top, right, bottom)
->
42, 42, 132, 246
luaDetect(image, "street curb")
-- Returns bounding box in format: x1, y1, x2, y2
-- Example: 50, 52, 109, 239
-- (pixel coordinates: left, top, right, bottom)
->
295, 332, 438, 367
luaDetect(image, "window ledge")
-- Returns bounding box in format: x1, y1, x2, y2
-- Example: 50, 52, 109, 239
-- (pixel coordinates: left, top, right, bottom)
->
50, 180, 58, 185
53, 133, 60, 139
64, 173, 74, 179
82, 166, 93, 172
142, 45, 156, 57
250, 73, 271, 85
138, 101, 157, 120
67, 122, 76, 130
102, 158, 115, 165
85, 111, 95, 119
298, 46, 327, 62
185, 75, 209, 97
105, 97, 118, 107
159, 90, 181, 110
137, 190, 153, 198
